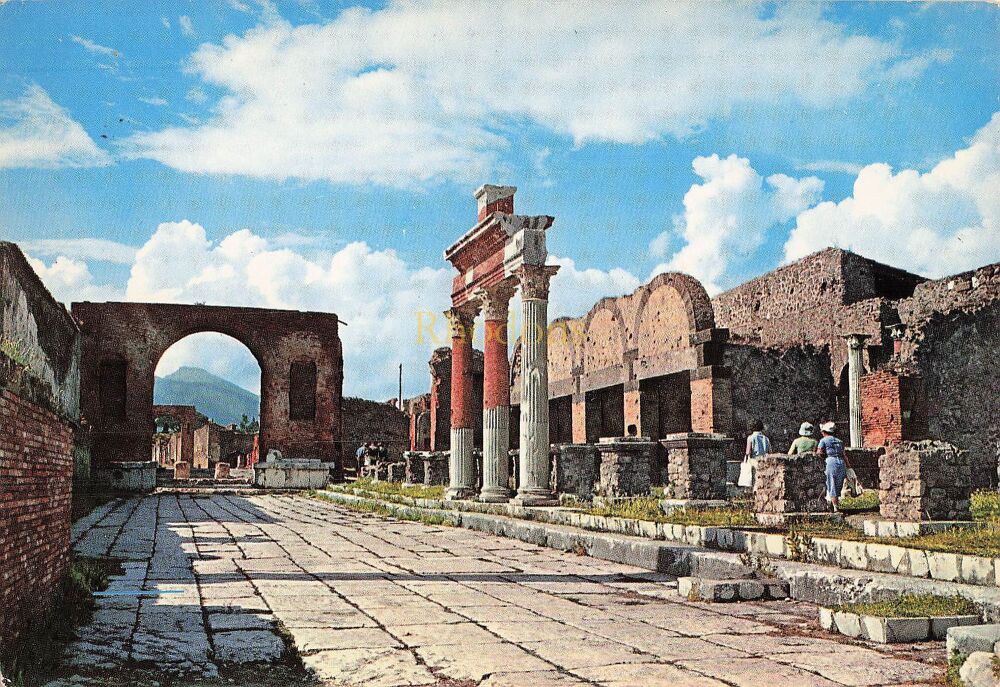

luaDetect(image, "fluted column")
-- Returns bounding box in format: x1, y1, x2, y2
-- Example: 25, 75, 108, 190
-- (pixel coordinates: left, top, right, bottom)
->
476, 281, 516, 503
844, 333, 870, 448
514, 265, 560, 506
447, 305, 478, 499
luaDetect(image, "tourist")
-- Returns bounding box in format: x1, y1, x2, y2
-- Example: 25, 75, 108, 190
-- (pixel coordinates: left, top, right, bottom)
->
817, 421, 848, 512
738, 419, 770, 488
377, 441, 388, 462
355, 443, 367, 472
787, 422, 818, 455
626, 424, 638, 437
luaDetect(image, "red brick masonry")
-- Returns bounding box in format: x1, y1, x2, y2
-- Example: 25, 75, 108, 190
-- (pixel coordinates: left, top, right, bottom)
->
0, 386, 73, 645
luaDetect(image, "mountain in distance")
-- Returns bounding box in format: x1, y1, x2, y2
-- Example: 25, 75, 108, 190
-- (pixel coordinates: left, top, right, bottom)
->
154, 366, 260, 426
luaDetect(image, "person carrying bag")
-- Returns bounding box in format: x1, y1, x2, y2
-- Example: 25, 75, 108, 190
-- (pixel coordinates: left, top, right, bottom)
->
739, 420, 771, 488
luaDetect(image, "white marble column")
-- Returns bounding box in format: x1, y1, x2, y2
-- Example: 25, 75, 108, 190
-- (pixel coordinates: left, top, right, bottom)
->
844, 333, 870, 449
514, 265, 560, 506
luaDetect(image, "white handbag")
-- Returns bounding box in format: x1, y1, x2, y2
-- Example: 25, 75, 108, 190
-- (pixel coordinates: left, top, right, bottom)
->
737, 458, 755, 488
841, 468, 863, 498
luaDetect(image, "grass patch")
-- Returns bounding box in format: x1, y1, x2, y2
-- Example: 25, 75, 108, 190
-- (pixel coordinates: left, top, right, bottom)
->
584, 497, 756, 528
838, 490, 879, 514
331, 478, 446, 502
835, 593, 977, 618
972, 490, 1000, 523
947, 652, 965, 687
0, 556, 118, 686
306, 490, 458, 527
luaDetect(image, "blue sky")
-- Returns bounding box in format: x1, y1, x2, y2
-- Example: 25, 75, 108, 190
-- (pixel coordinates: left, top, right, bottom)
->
1, 0, 998, 399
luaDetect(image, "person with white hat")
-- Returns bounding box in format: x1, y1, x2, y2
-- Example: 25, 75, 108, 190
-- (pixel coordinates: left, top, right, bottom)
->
787, 422, 818, 455
817, 421, 848, 511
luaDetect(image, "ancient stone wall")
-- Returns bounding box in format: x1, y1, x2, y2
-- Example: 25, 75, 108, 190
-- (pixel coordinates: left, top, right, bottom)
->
724, 344, 835, 451
0, 242, 80, 419
753, 453, 827, 514
712, 248, 922, 377
341, 397, 409, 470
879, 441, 971, 521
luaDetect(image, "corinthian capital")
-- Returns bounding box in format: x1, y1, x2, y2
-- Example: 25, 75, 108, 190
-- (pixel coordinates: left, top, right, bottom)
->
517, 265, 560, 301
445, 303, 479, 339
474, 280, 517, 321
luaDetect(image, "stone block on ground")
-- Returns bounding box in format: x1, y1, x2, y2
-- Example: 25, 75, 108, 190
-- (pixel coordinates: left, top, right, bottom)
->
214, 463, 231, 479
880, 440, 971, 521
948, 624, 1000, 657
959, 651, 999, 687
174, 461, 191, 480
386, 461, 406, 483
404, 451, 426, 485
424, 453, 449, 486
212, 630, 285, 663
753, 453, 827, 515
678, 576, 788, 602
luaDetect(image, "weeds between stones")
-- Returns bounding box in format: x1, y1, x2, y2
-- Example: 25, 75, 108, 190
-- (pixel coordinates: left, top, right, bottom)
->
0, 556, 119, 687
834, 593, 977, 618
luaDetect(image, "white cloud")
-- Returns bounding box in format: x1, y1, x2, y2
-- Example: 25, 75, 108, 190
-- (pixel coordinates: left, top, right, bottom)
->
545, 255, 641, 320
26, 255, 121, 304
70, 35, 119, 57
161, 16, 171, 30
139, 96, 168, 107
156, 332, 262, 395
796, 159, 865, 175
785, 112, 1000, 278
20, 238, 137, 265
179, 15, 196, 37
185, 87, 208, 104
125, 1, 925, 186
226, 0, 252, 13
0, 85, 112, 169
651, 154, 823, 294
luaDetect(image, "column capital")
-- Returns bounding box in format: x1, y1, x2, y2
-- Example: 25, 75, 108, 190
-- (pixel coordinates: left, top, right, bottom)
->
473, 280, 517, 320
445, 303, 479, 338
517, 264, 559, 300
844, 333, 871, 350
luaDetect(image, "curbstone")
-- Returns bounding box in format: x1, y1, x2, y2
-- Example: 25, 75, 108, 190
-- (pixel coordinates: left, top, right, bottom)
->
931, 615, 980, 640
833, 611, 863, 638
947, 624, 1000, 657
865, 544, 895, 574
819, 606, 834, 631
861, 616, 930, 644
841, 541, 869, 570
909, 549, 930, 578
928, 552, 962, 583
961, 556, 996, 586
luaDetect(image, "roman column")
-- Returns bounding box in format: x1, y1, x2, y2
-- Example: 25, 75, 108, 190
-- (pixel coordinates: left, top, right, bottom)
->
477, 281, 517, 502
514, 264, 560, 506
844, 333, 870, 448
447, 305, 478, 499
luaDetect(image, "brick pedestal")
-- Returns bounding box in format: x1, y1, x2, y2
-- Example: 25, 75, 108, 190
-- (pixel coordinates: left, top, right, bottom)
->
214, 462, 231, 479
879, 440, 971, 521
659, 432, 733, 500
174, 461, 191, 480
552, 444, 599, 499
595, 438, 655, 497
753, 454, 827, 515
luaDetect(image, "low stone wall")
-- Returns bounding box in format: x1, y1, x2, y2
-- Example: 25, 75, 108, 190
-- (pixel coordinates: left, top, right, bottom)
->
404, 451, 426, 484
753, 453, 827, 514
254, 460, 334, 489
552, 444, 598, 499
93, 461, 157, 492
880, 440, 971, 521
660, 433, 732, 500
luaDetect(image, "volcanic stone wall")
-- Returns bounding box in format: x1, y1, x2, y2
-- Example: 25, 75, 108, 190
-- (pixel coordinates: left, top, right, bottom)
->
341, 397, 410, 470
879, 440, 971, 521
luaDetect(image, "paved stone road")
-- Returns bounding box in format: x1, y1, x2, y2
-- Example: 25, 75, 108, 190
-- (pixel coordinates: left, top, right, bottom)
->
63, 494, 945, 686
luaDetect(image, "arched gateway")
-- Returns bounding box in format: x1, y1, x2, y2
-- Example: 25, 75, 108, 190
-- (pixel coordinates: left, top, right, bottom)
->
72, 302, 344, 478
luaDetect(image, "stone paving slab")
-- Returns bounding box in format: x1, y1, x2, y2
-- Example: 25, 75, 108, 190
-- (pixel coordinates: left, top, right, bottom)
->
58, 493, 948, 686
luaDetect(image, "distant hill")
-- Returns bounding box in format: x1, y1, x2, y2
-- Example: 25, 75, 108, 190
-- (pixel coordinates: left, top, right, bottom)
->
154, 366, 259, 426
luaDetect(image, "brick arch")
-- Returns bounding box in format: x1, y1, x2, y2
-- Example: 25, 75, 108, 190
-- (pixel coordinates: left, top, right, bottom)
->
73, 301, 343, 477
631, 272, 715, 351
580, 298, 627, 378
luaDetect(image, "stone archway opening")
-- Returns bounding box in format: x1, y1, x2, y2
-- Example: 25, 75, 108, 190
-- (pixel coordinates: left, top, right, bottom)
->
152, 332, 262, 472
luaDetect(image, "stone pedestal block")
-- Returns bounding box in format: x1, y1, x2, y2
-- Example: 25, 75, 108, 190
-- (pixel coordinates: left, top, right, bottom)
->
174, 461, 191, 480
659, 432, 733, 500
753, 453, 827, 515
387, 462, 406, 483
595, 437, 655, 497
424, 452, 449, 486
254, 459, 334, 489
404, 451, 426, 485
879, 440, 971, 521
214, 462, 231, 479
552, 444, 599, 499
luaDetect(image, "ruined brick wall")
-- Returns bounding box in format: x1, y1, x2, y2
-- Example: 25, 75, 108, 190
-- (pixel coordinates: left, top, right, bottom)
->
712, 248, 923, 377
724, 344, 835, 451
860, 370, 927, 448
341, 397, 409, 469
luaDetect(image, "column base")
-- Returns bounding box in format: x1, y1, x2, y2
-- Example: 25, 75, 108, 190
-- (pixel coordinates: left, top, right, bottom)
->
512, 489, 559, 507
446, 487, 477, 501
478, 487, 511, 503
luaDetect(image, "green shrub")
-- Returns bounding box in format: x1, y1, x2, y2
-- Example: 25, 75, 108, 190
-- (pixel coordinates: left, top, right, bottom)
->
835, 593, 977, 618
972, 490, 1000, 523
333, 478, 446, 501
